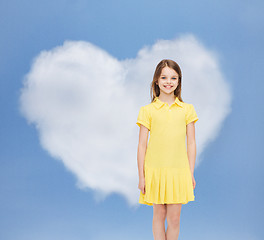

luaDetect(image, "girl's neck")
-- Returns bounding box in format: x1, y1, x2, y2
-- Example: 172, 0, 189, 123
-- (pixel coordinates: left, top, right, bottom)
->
158, 94, 176, 104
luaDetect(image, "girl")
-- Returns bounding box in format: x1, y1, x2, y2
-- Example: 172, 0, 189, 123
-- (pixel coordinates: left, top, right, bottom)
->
136, 59, 198, 240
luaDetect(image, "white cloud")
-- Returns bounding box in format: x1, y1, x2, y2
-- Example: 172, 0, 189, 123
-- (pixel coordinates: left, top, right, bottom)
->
19, 33, 231, 207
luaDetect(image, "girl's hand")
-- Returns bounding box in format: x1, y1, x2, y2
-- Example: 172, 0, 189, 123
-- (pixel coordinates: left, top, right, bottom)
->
191, 174, 196, 189
138, 177, 145, 194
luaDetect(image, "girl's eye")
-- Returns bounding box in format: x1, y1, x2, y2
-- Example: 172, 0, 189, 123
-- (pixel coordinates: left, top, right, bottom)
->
161, 77, 166, 79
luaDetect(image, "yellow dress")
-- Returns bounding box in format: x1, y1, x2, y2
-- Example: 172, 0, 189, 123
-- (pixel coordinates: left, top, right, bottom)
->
136, 96, 199, 206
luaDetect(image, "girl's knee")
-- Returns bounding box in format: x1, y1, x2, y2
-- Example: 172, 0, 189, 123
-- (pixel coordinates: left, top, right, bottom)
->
166, 204, 182, 228
167, 215, 180, 228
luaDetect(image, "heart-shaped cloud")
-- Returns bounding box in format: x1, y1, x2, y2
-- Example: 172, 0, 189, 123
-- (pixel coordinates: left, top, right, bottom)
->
19, 33, 231, 207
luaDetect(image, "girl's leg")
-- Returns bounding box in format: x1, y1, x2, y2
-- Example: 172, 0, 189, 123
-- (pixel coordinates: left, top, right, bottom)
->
166, 203, 182, 240
153, 203, 167, 240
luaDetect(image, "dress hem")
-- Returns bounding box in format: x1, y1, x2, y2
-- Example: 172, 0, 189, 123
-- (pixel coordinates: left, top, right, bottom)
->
139, 166, 195, 206
138, 197, 195, 206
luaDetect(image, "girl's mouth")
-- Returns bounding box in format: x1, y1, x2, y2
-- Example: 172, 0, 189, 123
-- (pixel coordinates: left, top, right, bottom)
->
164, 85, 173, 89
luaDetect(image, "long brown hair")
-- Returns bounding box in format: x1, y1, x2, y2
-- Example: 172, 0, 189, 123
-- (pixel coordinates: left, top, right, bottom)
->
150, 59, 183, 102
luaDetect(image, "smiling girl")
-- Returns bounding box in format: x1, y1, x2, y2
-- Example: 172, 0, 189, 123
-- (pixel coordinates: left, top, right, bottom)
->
136, 59, 199, 240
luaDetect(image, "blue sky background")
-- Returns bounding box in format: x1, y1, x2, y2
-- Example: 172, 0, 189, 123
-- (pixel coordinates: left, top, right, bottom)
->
1, 0, 264, 239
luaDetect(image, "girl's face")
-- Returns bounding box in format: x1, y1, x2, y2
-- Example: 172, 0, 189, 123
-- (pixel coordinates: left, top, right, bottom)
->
157, 66, 179, 95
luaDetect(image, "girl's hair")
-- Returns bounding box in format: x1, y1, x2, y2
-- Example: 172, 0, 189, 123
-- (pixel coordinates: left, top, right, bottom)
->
150, 59, 183, 102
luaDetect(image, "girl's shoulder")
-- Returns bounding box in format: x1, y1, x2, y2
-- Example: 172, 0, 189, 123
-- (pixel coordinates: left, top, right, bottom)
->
180, 101, 193, 109
140, 99, 196, 111
181, 101, 199, 124
140, 102, 154, 110
179, 99, 196, 108
138, 103, 153, 116
148, 98, 192, 110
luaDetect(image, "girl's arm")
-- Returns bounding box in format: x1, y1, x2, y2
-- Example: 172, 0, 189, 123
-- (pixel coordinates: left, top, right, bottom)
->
137, 125, 149, 179
186, 122, 197, 175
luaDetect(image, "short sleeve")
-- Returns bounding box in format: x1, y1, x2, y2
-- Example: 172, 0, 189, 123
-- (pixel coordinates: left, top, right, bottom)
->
185, 104, 199, 125
136, 106, 151, 130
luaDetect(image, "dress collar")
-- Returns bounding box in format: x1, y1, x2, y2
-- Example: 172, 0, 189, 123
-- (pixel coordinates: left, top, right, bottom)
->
152, 96, 183, 109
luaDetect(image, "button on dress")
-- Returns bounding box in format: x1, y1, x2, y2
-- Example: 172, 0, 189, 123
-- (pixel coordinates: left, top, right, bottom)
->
136, 96, 199, 205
